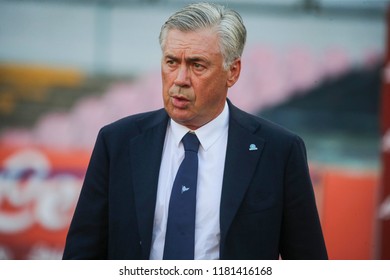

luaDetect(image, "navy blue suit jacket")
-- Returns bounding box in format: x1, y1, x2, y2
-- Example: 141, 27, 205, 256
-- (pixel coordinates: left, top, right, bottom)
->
63, 100, 327, 260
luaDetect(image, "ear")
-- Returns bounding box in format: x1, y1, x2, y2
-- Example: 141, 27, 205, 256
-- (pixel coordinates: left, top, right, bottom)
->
226, 58, 241, 88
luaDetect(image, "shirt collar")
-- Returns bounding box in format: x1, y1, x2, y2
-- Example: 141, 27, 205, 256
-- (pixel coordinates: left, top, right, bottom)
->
170, 101, 229, 151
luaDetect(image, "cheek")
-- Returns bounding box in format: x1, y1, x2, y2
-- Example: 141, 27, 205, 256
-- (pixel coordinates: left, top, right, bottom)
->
161, 68, 175, 84
162, 77, 174, 97
197, 75, 227, 97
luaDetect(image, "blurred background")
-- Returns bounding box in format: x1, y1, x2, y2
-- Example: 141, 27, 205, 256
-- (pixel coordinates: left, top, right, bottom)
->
0, 0, 389, 259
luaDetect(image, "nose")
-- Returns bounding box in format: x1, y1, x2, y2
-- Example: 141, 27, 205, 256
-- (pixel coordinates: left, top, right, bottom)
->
174, 64, 191, 87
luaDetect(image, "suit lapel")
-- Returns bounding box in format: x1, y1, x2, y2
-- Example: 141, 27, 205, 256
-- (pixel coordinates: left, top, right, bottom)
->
130, 110, 169, 259
219, 102, 265, 254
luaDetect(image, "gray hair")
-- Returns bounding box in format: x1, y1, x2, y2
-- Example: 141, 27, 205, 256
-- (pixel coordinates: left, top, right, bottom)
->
159, 2, 247, 69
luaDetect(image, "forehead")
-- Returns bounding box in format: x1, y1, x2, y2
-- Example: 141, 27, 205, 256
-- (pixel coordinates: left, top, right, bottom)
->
163, 29, 221, 57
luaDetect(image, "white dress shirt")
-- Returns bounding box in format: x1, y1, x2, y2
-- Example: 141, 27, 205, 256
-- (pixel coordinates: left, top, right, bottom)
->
149, 102, 229, 260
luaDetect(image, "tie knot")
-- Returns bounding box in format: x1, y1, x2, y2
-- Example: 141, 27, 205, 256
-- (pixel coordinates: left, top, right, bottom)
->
182, 132, 200, 153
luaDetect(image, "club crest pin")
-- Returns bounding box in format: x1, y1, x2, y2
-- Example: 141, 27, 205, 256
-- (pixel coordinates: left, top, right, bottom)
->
249, 144, 258, 151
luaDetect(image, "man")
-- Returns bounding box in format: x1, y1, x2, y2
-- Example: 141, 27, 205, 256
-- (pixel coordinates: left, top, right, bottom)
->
63, 2, 327, 260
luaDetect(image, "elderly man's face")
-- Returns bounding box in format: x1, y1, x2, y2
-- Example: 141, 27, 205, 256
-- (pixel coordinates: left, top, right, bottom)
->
161, 29, 241, 130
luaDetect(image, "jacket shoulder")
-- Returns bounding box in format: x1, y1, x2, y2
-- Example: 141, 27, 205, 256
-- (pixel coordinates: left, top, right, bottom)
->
229, 101, 300, 143
100, 108, 167, 137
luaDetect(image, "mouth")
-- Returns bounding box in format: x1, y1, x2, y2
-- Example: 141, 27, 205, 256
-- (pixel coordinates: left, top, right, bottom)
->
171, 95, 190, 109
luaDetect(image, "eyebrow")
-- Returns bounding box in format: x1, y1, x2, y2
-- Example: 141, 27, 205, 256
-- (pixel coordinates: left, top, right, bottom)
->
164, 54, 209, 65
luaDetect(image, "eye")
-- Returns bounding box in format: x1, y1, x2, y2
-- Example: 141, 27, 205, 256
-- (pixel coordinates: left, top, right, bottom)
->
193, 63, 206, 71
166, 60, 175, 66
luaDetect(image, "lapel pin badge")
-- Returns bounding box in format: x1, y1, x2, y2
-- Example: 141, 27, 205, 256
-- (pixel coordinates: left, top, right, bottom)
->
249, 144, 258, 151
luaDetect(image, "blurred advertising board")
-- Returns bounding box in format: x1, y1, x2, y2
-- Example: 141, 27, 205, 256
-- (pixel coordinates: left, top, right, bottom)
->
0, 147, 89, 259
